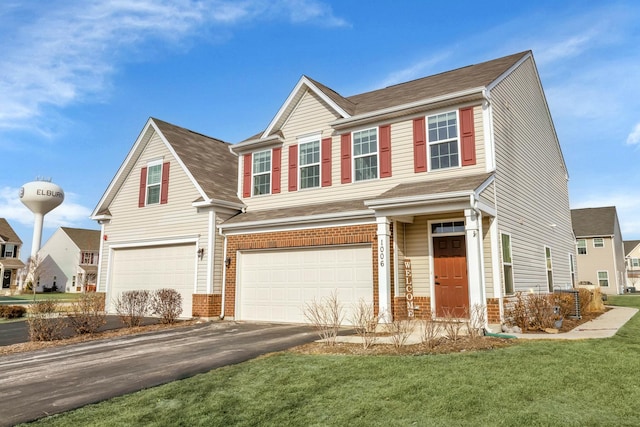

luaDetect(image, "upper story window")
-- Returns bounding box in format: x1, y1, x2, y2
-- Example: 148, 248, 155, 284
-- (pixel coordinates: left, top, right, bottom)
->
253, 150, 271, 196
2, 244, 15, 258
428, 111, 459, 170
299, 136, 320, 189
632, 258, 640, 267
353, 128, 378, 181
577, 239, 587, 255
593, 238, 604, 248
146, 162, 162, 205
81, 252, 97, 265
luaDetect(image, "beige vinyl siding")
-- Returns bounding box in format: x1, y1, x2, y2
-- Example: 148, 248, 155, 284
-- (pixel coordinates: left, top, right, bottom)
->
482, 216, 494, 297
576, 236, 624, 294
404, 216, 430, 296
395, 221, 407, 295
478, 181, 495, 207
491, 57, 574, 292
244, 92, 488, 211
213, 212, 236, 293
99, 131, 211, 293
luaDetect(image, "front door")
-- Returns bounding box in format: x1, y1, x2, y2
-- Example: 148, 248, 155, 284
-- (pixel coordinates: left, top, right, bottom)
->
434, 236, 469, 318
2, 270, 11, 289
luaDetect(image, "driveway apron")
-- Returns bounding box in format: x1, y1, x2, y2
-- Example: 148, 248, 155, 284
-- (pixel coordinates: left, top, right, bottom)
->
0, 322, 315, 426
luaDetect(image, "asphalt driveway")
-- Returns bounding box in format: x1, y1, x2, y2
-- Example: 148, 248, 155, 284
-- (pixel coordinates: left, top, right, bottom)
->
0, 321, 316, 426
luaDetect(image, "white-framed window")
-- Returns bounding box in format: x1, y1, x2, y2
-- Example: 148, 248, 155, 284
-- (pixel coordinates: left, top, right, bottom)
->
299, 135, 321, 189
82, 252, 97, 265
632, 258, 640, 268
501, 233, 514, 295
569, 253, 576, 287
431, 221, 465, 234
3, 244, 15, 258
598, 270, 609, 287
252, 150, 271, 196
577, 239, 587, 255
428, 111, 459, 170
353, 128, 378, 181
545, 246, 553, 292
593, 238, 604, 248
146, 161, 162, 205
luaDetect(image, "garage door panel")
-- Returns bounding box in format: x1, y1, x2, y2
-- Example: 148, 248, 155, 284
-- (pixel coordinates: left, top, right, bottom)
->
238, 245, 373, 324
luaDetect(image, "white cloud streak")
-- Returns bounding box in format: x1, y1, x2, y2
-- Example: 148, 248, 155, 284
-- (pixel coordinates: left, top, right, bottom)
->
627, 123, 640, 145
0, 0, 347, 135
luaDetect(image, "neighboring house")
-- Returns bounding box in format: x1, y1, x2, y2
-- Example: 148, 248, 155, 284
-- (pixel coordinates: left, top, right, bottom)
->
624, 240, 640, 291
571, 207, 626, 295
91, 118, 241, 318
219, 50, 575, 326
37, 227, 101, 293
0, 218, 25, 292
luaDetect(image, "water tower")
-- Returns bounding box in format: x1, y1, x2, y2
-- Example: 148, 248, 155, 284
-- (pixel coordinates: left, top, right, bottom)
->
19, 179, 65, 257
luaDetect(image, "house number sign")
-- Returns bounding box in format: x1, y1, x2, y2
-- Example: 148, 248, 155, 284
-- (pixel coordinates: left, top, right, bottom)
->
379, 244, 385, 267
404, 259, 415, 318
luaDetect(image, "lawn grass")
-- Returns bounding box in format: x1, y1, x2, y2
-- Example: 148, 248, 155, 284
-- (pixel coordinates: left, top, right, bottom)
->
0, 293, 82, 304
30, 296, 640, 426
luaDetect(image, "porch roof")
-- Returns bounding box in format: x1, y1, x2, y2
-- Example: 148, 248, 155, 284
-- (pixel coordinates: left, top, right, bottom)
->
0, 258, 25, 269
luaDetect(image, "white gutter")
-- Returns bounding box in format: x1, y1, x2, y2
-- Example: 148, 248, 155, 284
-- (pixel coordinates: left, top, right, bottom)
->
219, 209, 373, 232
192, 198, 245, 211
364, 191, 473, 210
230, 134, 284, 155
331, 86, 485, 129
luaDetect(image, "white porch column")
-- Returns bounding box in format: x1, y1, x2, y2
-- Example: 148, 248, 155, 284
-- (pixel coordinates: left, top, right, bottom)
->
465, 209, 484, 309
376, 216, 392, 323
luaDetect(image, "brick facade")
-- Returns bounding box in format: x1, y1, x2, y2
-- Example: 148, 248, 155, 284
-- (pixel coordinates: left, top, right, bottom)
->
192, 294, 222, 318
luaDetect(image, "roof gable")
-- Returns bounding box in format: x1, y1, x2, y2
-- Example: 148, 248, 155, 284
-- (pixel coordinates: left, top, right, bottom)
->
624, 240, 640, 256
92, 118, 241, 218
0, 218, 22, 244
61, 227, 101, 251
571, 207, 619, 237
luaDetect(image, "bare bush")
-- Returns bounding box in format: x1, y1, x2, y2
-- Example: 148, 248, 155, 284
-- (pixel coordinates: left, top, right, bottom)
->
527, 293, 556, 330
28, 300, 65, 341
114, 290, 150, 327
385, 317, 416, 349
350, 299, 379, 349
504, 292, 529, 331
419, 312, 442, 348
67, 293, 107, 334
466, 304, 486, 340
552, 293, 575, 319
303, 290, 344, 346
587, 287, 605, 313
150, 288, 183, 324
441, 308, 465, 342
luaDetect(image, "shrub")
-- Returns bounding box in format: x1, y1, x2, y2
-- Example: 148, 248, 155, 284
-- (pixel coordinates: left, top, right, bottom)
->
466, 304, 486, 340
303, 290, 344, 346
385, 318, 415, 349
114, 290, 150, 327
0, 305, 27, 319
350, 299, 379, 349
68, 293, 107, 334
28, 300, 65, 341
552, 293, 575, 318
441, 308, 465, 341
150, 289, 183, 324
419, 312, 442, 348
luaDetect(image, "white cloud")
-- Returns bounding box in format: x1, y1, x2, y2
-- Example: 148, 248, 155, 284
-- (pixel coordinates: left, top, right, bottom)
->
626, 123, 640, 145
0, 0, 347, 135
377, 52, 452, 89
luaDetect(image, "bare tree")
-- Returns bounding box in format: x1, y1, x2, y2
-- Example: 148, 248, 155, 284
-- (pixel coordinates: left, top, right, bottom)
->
22, 254, 45, 301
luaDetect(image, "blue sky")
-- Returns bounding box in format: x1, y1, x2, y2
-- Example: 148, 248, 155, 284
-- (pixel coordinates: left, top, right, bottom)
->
1, 0, 639, 259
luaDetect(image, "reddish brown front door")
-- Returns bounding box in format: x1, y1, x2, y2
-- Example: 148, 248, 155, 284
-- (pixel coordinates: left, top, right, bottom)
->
434, 235, 469, 318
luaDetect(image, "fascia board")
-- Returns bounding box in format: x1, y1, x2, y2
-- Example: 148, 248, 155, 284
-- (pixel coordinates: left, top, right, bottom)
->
230, 135, 284, 155
219, 210, 373, 233
485, 52, 531, 91
262, 76, 351, 138
331, 87, 485, 129
192, 198, 245, 211
364, 191, 472, 209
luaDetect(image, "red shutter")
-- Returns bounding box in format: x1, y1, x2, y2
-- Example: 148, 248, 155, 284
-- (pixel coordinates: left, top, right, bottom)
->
460, 107, 476, 166
288, 145, 298, 192
321, 137, 332, 187
160, 162, 170, 204
340, 133, 352, 184
379, 125, 392, 178
413, 117, 427, 173
272, 147, 282, 194
138, 167, 147, 207
243, 154, 252, 198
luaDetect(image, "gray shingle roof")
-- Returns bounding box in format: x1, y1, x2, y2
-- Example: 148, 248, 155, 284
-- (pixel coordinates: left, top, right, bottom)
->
0, 218, 22, 244
571, 207, 618, 237
61, 227, 101, 251
152, 119, 241, 205
371, 173, 493, 201
624, 240, 640, 256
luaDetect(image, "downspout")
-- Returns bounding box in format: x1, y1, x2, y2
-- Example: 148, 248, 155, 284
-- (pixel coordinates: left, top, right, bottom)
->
219, 230, 228, 320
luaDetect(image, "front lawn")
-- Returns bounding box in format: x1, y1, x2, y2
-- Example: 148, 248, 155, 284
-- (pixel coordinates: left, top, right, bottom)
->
0, 293, 83, 304
31, 296, 640, 426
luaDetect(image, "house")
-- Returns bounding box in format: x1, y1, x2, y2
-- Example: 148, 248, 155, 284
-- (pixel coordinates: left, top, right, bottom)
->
0, 218, 25, 293
36, 227, 101, 293
571, 207, 626, 295
218, 50, 576, 326
91, 118, 241, 317
624, 240, 640, 291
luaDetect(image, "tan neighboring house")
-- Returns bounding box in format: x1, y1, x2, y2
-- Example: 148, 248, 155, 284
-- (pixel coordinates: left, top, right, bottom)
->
219, 50, 575, 326
91, 118, 241, 318
0, 218, 25, 292
571, 207, 626, 295
624, 240, 640, 291
37, 227, 101, 293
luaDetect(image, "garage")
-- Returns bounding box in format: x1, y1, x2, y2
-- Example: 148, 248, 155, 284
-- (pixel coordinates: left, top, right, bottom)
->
236, 245, 373, 323
108, 243, 196, 318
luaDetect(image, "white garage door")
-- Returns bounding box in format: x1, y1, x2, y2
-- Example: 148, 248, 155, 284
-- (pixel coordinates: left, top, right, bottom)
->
237, 245, 373, 323
109, 244, 195, 318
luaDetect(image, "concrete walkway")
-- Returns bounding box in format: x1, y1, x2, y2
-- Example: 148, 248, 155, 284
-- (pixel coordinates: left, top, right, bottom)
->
334, 305, 638, 344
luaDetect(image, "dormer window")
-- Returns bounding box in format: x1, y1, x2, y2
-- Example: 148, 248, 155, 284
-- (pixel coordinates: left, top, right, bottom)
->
353, 128, 378, 181
253, 150, 271, 196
